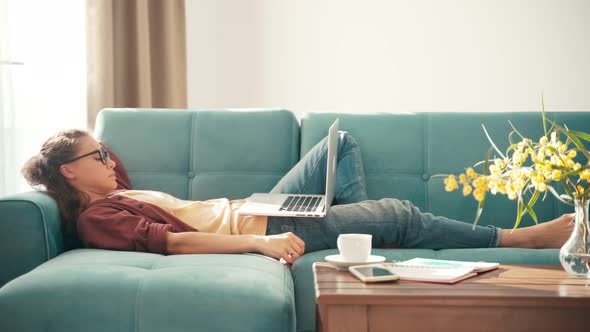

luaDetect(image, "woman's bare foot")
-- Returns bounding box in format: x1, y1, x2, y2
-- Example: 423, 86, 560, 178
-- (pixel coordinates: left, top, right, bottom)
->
499, 213, 575, 248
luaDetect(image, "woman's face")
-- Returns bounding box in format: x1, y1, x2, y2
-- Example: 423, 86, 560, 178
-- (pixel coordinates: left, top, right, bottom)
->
59, 135, 118, 197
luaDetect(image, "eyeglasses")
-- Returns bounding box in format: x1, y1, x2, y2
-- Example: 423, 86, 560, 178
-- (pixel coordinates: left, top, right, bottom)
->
62, 147, 111, 165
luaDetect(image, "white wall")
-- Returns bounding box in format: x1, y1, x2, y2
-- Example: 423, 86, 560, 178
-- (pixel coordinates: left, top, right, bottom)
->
186, 0, 590, 119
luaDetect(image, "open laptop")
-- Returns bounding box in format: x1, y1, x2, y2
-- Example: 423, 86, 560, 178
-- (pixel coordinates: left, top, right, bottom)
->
237, 118, 339, 218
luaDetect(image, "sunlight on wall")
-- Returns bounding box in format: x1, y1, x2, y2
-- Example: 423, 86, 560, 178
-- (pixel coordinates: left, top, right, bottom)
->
1, 0, 86, 195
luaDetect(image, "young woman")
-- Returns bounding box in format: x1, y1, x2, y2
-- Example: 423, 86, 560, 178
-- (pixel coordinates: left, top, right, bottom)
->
22, 129, 574, 264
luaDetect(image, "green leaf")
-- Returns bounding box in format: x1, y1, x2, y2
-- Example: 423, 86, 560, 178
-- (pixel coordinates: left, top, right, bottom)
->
508, 130, 516, 146
513, 198, 525, 230
561, 179, 576, 200
507, 120, 527, 142
483, 147, 493, 177
521, 190, 540, 224
573, 147, 590, 161
555, 165, 589, 181
542, 92, 547, 136
473, 201, 485, 231
481, 124, 506, 159
549, 119, 586, 150
472, 160, 486, 168
473, 148, 493, 229
547, 184, 575, 206
569, 130, 590, 143
562, 129, 586, 150
506, 142, 521, 155
542, 184, 548, 201
582, 182, 590, 201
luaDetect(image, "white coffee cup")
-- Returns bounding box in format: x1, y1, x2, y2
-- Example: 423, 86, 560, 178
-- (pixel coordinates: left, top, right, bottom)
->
337, 233, 372, 262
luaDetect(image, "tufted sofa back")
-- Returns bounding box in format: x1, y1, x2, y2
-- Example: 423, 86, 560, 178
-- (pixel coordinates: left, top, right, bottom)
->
300, 112, 590, 230
94, 109, 300, 201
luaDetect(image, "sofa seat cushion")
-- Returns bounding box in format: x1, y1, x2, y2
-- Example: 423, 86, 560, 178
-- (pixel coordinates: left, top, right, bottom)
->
0, 249, 295, 332
435, 248, 559, 263
292, 248, 559, 332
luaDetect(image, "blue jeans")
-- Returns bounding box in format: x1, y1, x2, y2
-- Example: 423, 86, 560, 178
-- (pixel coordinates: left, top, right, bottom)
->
266, 131, 502, 252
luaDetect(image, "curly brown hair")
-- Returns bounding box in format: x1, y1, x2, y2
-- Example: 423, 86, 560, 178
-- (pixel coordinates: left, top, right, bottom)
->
21, 129, 92, 250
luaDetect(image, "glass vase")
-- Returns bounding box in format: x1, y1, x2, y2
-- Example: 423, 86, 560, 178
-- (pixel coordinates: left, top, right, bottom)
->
559, 198, 590, 277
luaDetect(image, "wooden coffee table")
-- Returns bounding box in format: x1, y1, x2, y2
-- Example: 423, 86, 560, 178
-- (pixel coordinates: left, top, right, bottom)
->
314, 262, 590, 332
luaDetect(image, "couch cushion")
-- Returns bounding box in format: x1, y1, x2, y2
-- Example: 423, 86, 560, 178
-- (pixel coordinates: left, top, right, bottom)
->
300, 112, 590, 230
0, 191, 63, 287
0, 249, 296, 332
291, 248, 559, 332
436, 248, 559, 263
95, 108, 299, 201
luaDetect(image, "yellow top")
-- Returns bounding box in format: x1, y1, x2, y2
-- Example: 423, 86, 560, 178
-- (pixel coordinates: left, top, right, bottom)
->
116, 190, 268, 236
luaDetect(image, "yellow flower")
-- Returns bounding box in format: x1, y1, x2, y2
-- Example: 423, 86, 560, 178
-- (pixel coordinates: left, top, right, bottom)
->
473, 188, 486, 201
488, 179, 499, 195
489, 165, 502, 176
472, 176, 488, 190
442, 114, 590, 230
539, 136, 548, 145
462, 184, 472, 196
546, 148, 554, 157
514, 178, 526, 192
444, 175, 459, 192
497, 182, 507, 194
566, 150, 577, 159
531, 172, 546, 187
559, 144, 568, 154
551, 169, 562, 180
459, 173, 467, 184
580, 169, 590, 180
553, 156, 564, 167
536, 182, 547, 192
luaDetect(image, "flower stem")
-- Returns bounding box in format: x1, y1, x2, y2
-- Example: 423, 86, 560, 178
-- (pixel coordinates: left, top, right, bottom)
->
568, 177, 578, 196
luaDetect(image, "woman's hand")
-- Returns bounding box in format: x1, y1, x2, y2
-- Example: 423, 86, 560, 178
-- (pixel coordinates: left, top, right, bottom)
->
255, 232, 305, 264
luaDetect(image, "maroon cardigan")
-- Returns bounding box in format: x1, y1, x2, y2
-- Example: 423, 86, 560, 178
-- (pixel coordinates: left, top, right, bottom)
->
76, 144, 199, 255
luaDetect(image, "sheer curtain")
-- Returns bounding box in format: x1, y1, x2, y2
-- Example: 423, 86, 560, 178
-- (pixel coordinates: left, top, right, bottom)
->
0, 0, 87, 196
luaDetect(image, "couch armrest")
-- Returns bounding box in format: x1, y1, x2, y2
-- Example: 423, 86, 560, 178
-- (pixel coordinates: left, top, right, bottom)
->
0, 191, 64, 287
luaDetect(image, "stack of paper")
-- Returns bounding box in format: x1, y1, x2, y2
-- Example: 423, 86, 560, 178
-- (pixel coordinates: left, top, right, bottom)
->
389, 258, 500, 284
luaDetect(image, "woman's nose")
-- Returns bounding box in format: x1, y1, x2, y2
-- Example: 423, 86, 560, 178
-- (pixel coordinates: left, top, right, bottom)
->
108, 158, 117, 169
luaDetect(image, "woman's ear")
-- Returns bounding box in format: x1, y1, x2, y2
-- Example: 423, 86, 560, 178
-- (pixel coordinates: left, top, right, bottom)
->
59, 164, 76, 180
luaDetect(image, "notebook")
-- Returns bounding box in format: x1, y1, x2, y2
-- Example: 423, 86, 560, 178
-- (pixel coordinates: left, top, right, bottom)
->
388, 258, 500, 284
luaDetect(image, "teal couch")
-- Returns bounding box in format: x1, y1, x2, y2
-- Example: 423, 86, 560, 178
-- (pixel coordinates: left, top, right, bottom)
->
0, 108, 582, 332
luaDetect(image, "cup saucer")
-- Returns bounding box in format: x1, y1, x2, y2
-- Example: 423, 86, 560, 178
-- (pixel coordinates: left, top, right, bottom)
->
324, 254, 386, 270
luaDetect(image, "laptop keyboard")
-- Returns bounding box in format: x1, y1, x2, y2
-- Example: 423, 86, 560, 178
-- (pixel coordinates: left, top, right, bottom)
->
280, 195, 322, 212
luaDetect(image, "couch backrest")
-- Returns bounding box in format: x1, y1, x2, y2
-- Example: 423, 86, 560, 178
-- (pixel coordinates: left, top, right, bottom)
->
301, 112, 590, 230
94, 109, 300, 200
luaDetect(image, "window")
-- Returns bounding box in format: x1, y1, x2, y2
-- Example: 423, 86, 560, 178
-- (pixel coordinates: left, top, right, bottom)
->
0, 0, 86, 195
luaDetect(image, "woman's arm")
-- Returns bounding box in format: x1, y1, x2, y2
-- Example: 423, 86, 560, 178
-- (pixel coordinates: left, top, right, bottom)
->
166, 231, 257, 255
166, 231, 305, 264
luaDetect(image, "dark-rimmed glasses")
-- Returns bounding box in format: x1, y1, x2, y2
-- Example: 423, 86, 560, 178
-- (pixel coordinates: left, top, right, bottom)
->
62, 147, 110, 165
